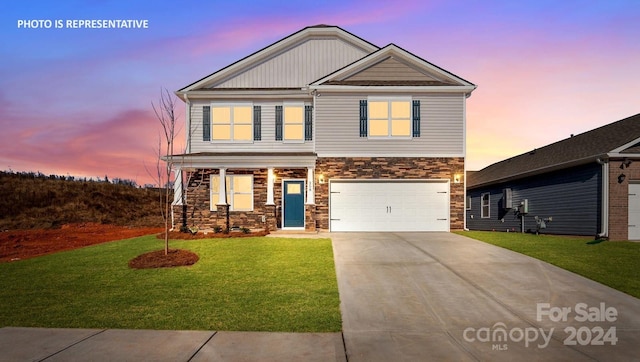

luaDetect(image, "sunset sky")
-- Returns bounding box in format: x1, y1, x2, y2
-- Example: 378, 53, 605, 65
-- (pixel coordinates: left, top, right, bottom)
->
2, 1, 639, 186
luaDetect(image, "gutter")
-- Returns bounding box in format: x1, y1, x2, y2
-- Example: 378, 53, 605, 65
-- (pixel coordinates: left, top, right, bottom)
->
598, 158, 609, 238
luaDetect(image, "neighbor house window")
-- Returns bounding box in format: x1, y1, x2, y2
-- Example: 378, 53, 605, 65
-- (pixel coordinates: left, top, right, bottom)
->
466, 196, 471, 210
481, 193, 490, 218
368, 98, 412, 138
210, 174, 253, 211
284, 104, 304, 141
211, 104, 253, 141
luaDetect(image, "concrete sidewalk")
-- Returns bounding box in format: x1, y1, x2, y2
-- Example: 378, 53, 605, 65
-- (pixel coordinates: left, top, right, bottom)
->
0, 328, 345, 361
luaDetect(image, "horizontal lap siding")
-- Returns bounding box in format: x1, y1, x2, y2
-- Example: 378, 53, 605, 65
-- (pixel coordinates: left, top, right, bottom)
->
189, 100, 313, 153
315, 93, 464, 156
466, 164, 602, 235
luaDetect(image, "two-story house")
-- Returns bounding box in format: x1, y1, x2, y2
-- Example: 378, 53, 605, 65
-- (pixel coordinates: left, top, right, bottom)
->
168, 25, 476, 232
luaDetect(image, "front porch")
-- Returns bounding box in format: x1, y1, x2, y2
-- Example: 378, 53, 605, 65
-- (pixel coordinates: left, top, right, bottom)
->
168, 152, 319, 233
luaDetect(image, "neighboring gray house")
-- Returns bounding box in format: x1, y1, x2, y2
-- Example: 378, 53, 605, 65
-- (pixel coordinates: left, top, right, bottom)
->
466, 113, 640, 240
167, 25, 476, 232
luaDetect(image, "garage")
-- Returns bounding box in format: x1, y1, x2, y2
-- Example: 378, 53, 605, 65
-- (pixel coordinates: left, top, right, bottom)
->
329, 180, 450, 232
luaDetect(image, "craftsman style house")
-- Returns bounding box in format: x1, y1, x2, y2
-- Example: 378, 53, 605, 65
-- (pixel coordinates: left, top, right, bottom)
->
169, 25, 476, 232
467, 113, 640, 240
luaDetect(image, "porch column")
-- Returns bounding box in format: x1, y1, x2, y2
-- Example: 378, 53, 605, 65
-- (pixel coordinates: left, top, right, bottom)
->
306, 167, 315, 204
266, 168, 275, 205
218, 168, 227, 206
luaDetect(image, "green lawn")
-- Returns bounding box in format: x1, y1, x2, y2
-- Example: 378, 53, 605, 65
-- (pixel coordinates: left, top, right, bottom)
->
0, 236, 341, 332
456, 231, 640, 298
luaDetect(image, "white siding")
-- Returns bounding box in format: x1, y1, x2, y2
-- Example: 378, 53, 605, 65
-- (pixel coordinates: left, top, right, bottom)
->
189, 100, 314, 153
315, 93, 465, 156
212, 38, 369, 88
348, 57, 439, 82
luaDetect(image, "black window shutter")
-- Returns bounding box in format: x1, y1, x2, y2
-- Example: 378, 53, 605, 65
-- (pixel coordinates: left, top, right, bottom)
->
253, 105, 261, 141
412, 100, 420, 137
275, 105, 283, 141
359, 100, 367, 137
304, 105, 313, 141
203, 106, 211, 141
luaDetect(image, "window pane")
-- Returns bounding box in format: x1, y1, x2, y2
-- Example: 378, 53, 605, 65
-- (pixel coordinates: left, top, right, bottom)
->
211, 194, 219, 211
284, 124, 303, 140
284, 106, 303, 123
391, 119, 411, 136
287, 183, 301, 194
211, 176, 219, 193
212, 107, 231, 124
212, 125, 231, 140
233, 175, 252, 193
234, 124, 252, 140
234, 106, 252, 124
370, 119, 388, 136
233, 194, 253, 210
391, 101, 410, 118
369, 101, 388, 119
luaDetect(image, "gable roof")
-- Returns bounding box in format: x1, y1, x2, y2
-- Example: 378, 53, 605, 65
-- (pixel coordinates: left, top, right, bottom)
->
176, 25, 379, 98
310, 43, 476, 92
468, 113, 640, 188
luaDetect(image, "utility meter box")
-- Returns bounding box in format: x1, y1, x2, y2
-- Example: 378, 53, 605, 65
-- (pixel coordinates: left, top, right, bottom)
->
503, 188, 513, 209
518, 199, 529, 214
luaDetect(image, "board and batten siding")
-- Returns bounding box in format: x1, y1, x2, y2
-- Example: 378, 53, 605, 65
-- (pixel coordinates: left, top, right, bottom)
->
466, 163, 602, 236
212, 38, 370, 89
189, 100, 314, 153
314, 93, 465, 157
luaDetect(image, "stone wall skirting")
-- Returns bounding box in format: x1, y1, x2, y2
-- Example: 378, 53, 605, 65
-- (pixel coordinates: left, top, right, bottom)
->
175, 156, 465, 232
314, 157, 465, 231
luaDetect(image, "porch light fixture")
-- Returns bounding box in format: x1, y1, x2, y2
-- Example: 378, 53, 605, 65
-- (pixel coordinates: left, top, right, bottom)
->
618, 173, 626, 184
318, 174, 326, 184
454, 174, 461, 184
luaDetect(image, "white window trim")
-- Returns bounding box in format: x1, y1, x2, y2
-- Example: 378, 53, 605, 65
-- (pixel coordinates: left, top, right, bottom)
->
210, 103, 254, 143
367, 96, 413, 139
282, 102, 305, 143
481, 193, 490, 218
210, 174, 254, 211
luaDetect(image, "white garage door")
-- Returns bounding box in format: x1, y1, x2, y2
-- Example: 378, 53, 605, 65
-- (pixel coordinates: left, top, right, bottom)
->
329, 180, 449, 232
629, 183, 640, 240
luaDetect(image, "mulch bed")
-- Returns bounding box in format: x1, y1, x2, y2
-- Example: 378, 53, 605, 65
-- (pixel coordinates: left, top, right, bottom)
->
0, 223, 164, 262
158, 230, 269, 240
128, 249, 199, 269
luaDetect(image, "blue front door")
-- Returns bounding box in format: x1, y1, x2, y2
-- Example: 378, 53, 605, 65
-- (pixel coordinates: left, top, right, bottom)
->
283, 180, 305, 228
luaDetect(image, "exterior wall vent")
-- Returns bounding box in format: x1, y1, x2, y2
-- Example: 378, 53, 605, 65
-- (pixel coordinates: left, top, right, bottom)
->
503, 188, 513, 209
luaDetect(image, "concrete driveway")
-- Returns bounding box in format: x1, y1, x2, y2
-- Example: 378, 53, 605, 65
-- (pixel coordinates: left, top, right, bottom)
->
332, 232, 640, 361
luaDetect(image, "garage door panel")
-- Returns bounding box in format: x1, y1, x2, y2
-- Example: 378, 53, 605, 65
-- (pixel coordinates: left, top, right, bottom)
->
330, 181, 449, 232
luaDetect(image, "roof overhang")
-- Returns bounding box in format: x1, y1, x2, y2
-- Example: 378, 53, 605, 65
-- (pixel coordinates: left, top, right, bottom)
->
308, 85, 477, 93
179, 89, 311, 100
163, 152, 317, 169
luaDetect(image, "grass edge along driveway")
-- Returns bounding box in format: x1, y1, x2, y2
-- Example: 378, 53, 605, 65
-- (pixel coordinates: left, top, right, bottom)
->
0, 235, 342, 332
456, 231, 640, 299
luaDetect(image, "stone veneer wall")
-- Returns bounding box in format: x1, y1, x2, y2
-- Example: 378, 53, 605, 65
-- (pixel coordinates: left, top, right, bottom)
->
608, 159, 640, 240
174, 168, 308, 231
314, 157, 465, 231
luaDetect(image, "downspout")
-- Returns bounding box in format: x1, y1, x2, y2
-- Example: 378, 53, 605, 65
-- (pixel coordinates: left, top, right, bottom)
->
597, 158, 609, 238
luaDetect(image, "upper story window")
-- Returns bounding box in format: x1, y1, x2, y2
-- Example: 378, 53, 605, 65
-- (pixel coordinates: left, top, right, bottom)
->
211, 104, 253, 141
359, 98, 420, 138
275, 104, 313, 142
284, 104, 304, 141
369, 98, 411, 138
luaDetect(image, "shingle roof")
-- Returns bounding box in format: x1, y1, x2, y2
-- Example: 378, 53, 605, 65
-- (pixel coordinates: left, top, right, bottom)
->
467, 113, 640, 188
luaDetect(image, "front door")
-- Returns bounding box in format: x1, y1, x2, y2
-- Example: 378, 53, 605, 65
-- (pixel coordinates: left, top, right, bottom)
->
283, 180, 305, 228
